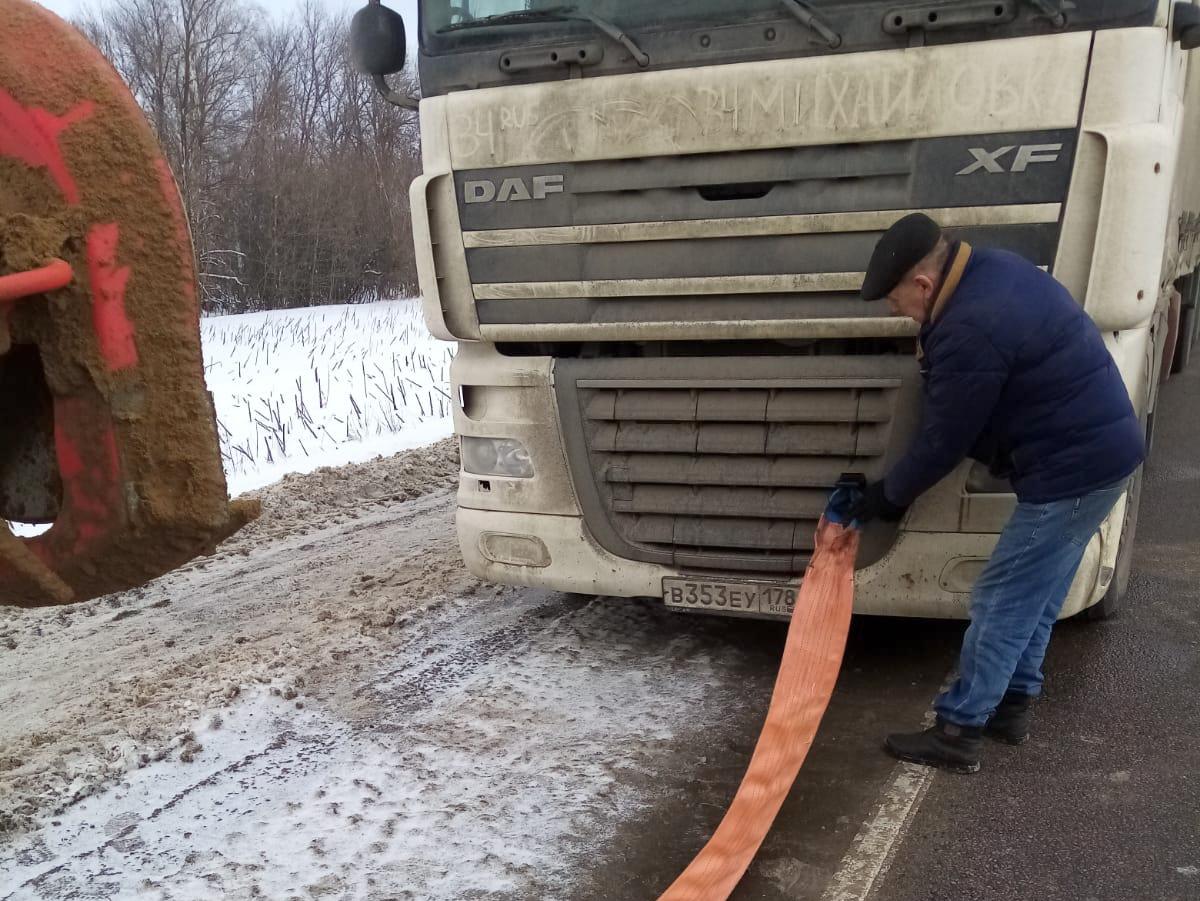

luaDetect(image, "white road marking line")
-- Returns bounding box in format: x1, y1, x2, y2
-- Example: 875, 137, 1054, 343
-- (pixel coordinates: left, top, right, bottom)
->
819, 701, 945, 901
818, 761, 935, 901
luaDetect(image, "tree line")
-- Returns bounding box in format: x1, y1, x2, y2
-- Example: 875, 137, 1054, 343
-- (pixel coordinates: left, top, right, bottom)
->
78, 0, 421, 313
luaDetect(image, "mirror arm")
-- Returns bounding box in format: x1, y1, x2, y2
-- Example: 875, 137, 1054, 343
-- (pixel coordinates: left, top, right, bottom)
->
373, 73, 419, 110
1174, 1, 1200, 48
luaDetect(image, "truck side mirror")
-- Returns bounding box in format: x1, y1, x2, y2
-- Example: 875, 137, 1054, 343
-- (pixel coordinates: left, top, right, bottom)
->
1173, 1, 1200, 50
351, 1, 417, 110
351, 0, 407, 76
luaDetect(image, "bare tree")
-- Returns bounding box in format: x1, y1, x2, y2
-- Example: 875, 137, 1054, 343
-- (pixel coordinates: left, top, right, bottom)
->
76, 0, 421, 313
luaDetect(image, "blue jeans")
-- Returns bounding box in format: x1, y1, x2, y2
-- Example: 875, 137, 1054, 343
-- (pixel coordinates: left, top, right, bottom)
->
934, 480, 1127, 728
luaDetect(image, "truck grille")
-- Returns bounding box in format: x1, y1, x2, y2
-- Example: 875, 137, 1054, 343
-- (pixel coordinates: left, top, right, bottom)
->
555, 357, 918, 574
455, 133, 1072, 336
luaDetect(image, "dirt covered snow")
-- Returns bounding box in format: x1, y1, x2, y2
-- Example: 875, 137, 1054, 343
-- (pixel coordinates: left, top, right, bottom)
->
0, 438, 460, 835
1, 436, 779, 900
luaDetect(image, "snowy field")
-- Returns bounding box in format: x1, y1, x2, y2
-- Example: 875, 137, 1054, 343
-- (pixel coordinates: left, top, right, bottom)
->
201, 299, 454, 496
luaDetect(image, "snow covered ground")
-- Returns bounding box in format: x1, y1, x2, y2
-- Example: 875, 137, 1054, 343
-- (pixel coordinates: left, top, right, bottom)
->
0, 449, 777, 900
0, 299, 785, 900
201, 299, 454, 496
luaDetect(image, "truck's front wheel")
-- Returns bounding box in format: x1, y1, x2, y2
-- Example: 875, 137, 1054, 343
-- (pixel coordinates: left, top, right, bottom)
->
1172, 271, 1199, 374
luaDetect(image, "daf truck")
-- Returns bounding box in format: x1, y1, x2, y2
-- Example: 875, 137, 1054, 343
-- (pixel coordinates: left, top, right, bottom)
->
353, 0, 1200, 621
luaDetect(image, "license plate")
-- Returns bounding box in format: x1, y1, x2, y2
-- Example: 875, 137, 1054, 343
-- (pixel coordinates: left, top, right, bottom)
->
662, 577, 800, 617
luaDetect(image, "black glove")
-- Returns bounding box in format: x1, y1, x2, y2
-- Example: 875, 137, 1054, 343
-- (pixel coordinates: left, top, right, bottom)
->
986, 450, 1014, 479
848, 480, 907, 524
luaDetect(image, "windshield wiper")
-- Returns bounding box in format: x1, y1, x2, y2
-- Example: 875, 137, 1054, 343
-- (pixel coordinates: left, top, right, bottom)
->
780, 0, 842, 49
1022, 0, 1074, 27
439, 5, 649, 67
439, 6, 575, 32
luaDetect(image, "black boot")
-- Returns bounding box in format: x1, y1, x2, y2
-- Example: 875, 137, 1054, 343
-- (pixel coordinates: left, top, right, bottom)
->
984, 691, 1033, 745
885, 717, 982, 774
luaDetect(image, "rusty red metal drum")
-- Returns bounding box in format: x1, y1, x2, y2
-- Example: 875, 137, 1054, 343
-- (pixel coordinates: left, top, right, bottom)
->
0, 0, 256, 606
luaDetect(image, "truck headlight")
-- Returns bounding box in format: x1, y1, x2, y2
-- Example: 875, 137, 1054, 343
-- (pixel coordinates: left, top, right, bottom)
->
461, 436, 534, 478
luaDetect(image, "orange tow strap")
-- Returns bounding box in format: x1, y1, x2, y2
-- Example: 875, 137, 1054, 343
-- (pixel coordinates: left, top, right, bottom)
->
659, 514, 859, 900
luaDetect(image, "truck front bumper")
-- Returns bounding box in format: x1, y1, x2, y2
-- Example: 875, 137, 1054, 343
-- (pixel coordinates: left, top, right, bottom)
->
457, 506, 1112, 621
451, 342, 1118, 621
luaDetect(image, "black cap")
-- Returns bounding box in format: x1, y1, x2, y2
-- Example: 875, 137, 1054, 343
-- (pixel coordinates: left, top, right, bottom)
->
860, 213, 942, 301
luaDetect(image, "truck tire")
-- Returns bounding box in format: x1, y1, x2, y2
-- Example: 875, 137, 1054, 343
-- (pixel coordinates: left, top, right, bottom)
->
1172, 300, 1196, 374
1080, 466, 1143, 622
1172, 270, 1199, 374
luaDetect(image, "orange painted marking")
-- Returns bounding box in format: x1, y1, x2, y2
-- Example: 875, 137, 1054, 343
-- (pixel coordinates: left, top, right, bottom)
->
86, 222, 139, 370
0, 87, 94, 204
52, 400, 122, 549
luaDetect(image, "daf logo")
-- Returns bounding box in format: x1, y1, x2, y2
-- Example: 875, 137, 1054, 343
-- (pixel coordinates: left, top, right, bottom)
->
463, 173, 565, 203
956, 143, 1063, 175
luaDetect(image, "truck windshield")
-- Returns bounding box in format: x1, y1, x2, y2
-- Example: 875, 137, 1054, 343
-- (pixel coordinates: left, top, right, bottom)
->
422, 0, 791, 43
419, 0, 1160, 60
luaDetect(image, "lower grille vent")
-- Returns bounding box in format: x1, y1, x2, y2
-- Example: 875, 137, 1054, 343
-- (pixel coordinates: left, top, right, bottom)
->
555, 357, 918, 574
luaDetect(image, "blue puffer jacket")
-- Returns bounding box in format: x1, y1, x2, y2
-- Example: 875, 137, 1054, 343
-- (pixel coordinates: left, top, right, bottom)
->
884, 246, 1145, 507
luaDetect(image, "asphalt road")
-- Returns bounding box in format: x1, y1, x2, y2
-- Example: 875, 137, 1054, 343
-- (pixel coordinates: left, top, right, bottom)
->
572, 607, 962, 901
580, 363, 1200, 901
878, 360, 1200, 901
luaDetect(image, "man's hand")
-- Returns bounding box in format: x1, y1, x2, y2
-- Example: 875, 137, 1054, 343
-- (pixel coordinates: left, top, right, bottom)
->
848, 480, 907, 524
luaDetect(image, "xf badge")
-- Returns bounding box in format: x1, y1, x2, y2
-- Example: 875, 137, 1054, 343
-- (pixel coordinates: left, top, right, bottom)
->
956, 143, 1063, 175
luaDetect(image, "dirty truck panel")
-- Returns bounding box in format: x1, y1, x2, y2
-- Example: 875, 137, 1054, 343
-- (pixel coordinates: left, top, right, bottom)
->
407, 0, 1200, 620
